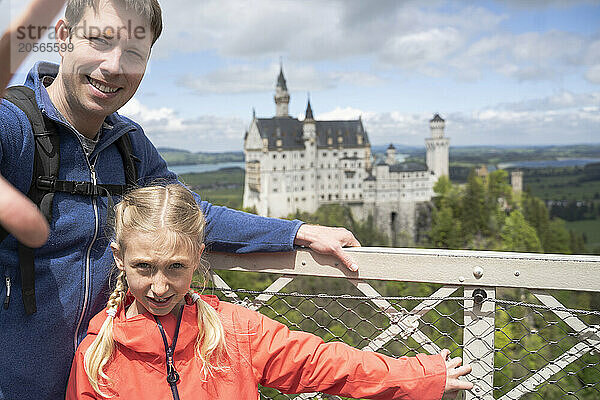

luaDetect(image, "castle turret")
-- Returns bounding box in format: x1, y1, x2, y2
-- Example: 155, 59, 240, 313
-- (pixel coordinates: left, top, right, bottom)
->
386, 143, 396, 165
274, 65, 290, 117
425, 113, 450, 178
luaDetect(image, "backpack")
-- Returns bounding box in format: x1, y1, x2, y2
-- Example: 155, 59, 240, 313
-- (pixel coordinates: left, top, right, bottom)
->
0, 85, 139, 315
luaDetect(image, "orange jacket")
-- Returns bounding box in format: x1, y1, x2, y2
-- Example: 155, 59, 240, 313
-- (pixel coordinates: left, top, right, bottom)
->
67, 295, 446, 399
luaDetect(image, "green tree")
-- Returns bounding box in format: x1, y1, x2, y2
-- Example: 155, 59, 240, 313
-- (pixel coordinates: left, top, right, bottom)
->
543, 218, 571, 254
428, 205, 462, 249
500, 210, 543, 252
460, 170, 489, 238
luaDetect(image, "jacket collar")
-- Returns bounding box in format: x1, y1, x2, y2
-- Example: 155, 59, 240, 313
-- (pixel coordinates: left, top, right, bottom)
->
87, 293, 220, 357
23, 61, 138, 159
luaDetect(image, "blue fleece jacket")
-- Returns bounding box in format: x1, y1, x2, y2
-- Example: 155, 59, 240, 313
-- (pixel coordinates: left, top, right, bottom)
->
0, 62, 303, 400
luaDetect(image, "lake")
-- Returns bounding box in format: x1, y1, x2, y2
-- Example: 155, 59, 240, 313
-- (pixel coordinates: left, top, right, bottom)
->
169, 162, 245, 175
498, 158, 600, 169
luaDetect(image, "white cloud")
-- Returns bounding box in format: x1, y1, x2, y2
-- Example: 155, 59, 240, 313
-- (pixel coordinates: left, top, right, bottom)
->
119, 98, 246, 152
181, 63, 382, 95
118, 92, 598, 152
586, 65, 600, 84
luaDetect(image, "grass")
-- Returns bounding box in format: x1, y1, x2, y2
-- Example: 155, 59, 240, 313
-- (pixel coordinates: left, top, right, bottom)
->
178, 169, 245, 210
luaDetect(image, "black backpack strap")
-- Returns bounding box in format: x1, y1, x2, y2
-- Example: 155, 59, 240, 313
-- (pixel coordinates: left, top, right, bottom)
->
3, 86, 59, 315
115, 132, 139, 188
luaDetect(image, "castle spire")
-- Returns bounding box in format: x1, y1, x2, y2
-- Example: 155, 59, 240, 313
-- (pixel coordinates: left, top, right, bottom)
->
305, 99, 314, 120
274, 61, 290, 117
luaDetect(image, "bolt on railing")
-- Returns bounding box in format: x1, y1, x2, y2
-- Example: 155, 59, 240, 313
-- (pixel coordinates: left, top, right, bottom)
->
201, 248, 600, 400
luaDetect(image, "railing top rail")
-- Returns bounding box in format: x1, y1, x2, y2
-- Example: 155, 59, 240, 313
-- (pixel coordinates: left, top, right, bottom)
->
205, 247, 600, 293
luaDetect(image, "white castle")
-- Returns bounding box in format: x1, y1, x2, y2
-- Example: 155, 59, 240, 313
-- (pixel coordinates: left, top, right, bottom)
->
243, 67, 450, 242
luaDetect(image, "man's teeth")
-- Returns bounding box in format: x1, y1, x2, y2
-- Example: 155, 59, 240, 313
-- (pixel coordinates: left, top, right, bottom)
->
89, 77, 118, 94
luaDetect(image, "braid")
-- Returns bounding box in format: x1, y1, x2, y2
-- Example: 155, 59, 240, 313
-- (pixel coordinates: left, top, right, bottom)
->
84, 271, 128, 397
107, 271, 128, 311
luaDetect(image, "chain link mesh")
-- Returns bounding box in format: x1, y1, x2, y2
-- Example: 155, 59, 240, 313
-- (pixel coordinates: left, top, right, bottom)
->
195, 273, 600, 400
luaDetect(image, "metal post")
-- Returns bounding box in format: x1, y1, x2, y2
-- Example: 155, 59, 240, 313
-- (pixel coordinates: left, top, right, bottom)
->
463, 286, 496, 400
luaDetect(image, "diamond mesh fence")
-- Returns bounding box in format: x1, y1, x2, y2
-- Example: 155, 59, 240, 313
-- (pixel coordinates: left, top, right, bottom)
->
195, 272, 600, 400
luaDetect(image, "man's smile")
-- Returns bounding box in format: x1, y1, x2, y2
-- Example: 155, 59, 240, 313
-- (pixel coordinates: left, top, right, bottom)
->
86, 76, 121, 94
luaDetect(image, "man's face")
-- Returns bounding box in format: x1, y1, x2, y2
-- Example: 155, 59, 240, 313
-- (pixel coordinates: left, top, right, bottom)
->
56, 0, 153, 120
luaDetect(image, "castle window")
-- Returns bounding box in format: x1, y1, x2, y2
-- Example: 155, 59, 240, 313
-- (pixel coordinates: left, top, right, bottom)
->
282, 154, 286, 158
301, 186, 304, 191
282, 166, 286, 171
273, 188, 278, 193
322, 152, 326, 157
300, 153, 304, 158
354, 151, 357, 157
320, 195, 324, 199
338, 136, 343, 143
273, 154, 276, 159
327, 138, 333, 145
301, 176, 304, 181
344, 152, 347, 157
276, 139, 282, 147
333, 152, 337, 156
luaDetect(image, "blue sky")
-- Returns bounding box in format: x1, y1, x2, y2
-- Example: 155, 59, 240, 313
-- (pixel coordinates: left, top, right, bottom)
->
2, 0, 600, 152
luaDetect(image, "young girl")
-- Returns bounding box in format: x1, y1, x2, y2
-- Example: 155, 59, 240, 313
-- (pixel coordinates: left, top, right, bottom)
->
66, 184, 472, 400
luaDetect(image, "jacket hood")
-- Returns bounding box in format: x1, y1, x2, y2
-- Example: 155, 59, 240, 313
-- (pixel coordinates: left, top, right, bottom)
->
87, 293, 220, 357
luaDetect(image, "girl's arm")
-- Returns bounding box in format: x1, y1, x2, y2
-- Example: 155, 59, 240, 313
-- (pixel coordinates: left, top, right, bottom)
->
246, 308, 447, 400
65, 345, 101, 400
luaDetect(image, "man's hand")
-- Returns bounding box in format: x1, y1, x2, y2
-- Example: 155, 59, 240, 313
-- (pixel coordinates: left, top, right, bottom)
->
0, 176, 48, 247
0, 0, 65, 247
294, 224, 361, 272
441, 349, 473, 399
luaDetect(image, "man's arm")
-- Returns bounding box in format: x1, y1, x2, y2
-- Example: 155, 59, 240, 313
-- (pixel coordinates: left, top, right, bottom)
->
0, 0, 65, 248
133, 130, 361, 271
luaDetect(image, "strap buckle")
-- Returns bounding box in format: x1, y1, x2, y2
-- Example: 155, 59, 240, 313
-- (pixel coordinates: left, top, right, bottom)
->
36, 176, 56, 191
67, 181, 96, 196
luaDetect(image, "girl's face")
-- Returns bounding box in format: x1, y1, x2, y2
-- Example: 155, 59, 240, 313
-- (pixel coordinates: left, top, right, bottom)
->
111, 230, 204, 318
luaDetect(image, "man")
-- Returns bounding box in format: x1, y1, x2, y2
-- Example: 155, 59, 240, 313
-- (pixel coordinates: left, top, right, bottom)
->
0, 1, 359, 398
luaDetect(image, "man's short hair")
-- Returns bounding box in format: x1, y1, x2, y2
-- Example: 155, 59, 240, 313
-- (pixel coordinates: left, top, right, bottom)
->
65, 0, 163, 45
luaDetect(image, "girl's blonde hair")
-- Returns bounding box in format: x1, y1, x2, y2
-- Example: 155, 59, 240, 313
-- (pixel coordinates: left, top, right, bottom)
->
84, 184, 227, 397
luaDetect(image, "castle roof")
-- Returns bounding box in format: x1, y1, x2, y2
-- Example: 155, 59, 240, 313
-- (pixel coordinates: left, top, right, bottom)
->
430, 113, 444, 123
389, 162, 428, 172
255, 117, 370, 150
305, 100, 314, 120
277, 66, 288, 91
387, 143, 396, 150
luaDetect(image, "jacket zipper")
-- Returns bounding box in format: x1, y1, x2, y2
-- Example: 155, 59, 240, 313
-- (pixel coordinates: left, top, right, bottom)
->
3, 276, 11, 310
73, 163, 99, 351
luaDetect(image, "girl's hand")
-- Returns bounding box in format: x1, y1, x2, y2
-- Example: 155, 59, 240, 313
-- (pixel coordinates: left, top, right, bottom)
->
440, 348, 473, 399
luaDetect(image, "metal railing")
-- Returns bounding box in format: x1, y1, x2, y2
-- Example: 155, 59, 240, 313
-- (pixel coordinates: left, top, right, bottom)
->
203, 248, 600, 400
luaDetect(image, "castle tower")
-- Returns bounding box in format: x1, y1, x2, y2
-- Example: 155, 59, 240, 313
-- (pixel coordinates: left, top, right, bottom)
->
425, 113, 450, 178
386, 144, 396, 165
274, 65, 290, 117
511, 170, 523, 194
303, 99, 318, 212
